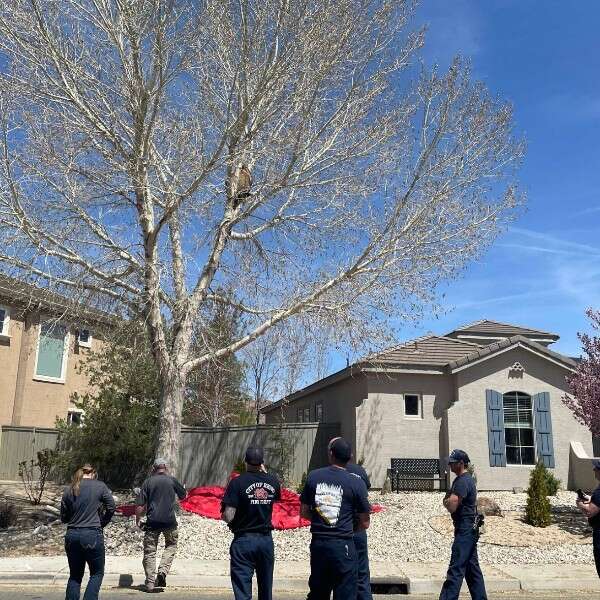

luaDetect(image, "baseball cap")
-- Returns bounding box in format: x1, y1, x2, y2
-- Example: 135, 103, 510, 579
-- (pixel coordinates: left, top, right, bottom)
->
330, 437, 352, 462
245, 447, 264, 466
592, 459, 600, 471
447, 449, 470, 465
153, 457, 168, 468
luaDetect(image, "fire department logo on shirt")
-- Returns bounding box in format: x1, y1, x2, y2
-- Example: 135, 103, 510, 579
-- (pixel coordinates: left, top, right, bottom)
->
245, 482, 275, 505
315, 482, 343, 526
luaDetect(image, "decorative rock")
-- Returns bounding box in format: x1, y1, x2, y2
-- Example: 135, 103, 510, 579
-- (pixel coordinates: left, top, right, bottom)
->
43, 505, 60, 515
477, 496, 503, 517
513, 487, 523, 494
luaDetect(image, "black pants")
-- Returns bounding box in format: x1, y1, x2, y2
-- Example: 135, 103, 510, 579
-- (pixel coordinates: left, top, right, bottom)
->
354, 531, 372, 600
439, 525, 487, 600
230, 532, 274, 600
593, 528, 600, 578
307, 537, 358, 600
64, 528, 105, 600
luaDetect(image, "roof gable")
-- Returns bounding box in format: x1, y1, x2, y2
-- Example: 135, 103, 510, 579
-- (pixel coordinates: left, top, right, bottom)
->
447, 335, 576, 373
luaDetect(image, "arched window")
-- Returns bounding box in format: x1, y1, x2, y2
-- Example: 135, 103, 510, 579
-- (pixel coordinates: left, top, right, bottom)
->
503, 391, 535, 465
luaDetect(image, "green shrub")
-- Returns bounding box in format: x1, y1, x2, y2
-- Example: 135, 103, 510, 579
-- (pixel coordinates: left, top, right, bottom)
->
543, 469, 561, 496
296, 471, 307, 494
466, 462, 477, 485
525, 462, 551, 527
0, 500, 19, 528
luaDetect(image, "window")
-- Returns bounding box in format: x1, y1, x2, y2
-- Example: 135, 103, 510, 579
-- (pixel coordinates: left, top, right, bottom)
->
315, 403, 323, 423
297, 407, 303, 422
35, 322, 69, 382
403, 393, 421, 418
297, 407, 311, 422
67, 410, 83, 427
503, 391, 535, 465
77, 329, 92, 348
0, 305, 10, 337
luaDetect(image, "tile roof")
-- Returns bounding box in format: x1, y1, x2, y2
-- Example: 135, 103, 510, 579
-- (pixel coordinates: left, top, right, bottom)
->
447, 335, 577, 372
364, 335, 482, 368
447, 319, 559, 340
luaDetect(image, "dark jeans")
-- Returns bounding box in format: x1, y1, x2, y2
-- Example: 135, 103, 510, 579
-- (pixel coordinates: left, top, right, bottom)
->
230, 533, 274, 600
593, 528, 600, 578
354, 531, 372, 600
307, 537, 358, 600
439, 525, 487, 600
64, 527, 105, 600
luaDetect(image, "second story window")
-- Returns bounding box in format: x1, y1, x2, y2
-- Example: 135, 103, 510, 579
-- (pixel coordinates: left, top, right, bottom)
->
315, 403, 323, 422
35, 322, 69, 383
77, 329, 92, 348
0, 306, 9, 337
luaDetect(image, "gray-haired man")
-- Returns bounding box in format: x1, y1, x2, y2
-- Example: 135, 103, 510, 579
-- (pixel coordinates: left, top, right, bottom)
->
135, 458, 186, 592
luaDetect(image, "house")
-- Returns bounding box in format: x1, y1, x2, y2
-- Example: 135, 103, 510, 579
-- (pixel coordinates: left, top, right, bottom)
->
0, 275, 112, 428
262, 320, 593, 490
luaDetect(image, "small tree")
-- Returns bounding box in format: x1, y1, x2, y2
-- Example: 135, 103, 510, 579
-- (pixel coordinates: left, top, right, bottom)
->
17, 449, 55, 505
525, 462, 552, 527
55, 322, 160, 488
564, 308, 600, 434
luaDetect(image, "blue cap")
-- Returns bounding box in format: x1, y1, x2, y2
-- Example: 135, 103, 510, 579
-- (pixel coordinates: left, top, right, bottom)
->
448, 449, 470, 465
592, 460, 600, 470
245, 447, 264, 466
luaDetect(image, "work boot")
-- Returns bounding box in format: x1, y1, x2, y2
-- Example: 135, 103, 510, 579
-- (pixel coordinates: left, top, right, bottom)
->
144, 580, 155, 593
155, 572, 167, 588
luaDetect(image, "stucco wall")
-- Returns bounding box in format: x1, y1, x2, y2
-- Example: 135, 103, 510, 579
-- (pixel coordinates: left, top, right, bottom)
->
263, 374, 367, 452
357, 372, 453, 487
0, 316, 24, 424
451, 347, 592, 490
1, 310, 100, 428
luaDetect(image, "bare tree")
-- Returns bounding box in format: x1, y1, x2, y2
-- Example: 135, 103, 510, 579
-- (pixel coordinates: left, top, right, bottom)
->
0, 0, 524, 471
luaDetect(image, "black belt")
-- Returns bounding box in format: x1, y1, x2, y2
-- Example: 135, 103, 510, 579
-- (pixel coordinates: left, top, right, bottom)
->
233, 531, 272, 538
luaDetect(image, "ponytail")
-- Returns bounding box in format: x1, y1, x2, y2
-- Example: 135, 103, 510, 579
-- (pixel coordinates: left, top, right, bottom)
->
71, 464, 96, 496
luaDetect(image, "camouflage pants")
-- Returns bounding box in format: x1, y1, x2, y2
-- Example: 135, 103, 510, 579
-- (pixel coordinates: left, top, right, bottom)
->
143, 527, 178, 585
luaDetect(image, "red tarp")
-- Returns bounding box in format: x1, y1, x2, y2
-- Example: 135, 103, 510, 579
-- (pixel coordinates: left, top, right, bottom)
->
117, 472, 382, 530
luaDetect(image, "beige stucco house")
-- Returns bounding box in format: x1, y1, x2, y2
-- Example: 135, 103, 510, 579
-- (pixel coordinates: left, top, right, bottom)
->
0, 276, 111, 428
262, 320, 593, 491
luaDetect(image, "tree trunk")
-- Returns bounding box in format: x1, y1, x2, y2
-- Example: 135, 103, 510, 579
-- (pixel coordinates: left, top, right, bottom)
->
156, 370, 185, 475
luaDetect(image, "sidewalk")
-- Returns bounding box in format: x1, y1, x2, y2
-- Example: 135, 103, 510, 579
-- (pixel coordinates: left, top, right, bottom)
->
0, 557, 598, 594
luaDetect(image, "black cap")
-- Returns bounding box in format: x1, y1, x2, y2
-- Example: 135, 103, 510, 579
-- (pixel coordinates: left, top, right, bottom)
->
329, 438, 352, 463
448, 449, 470, 465
244, 447, 264, 466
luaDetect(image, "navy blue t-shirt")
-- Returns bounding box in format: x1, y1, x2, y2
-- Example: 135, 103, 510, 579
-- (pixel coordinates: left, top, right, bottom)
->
346, 463, 371, 490
449, 472, 477, 525
589, 485, 600, 529
301, 465, 370, 538
222, 472, 281, 534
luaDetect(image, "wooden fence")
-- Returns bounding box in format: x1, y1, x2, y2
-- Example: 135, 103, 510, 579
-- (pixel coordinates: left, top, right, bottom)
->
0, 422, 340, 486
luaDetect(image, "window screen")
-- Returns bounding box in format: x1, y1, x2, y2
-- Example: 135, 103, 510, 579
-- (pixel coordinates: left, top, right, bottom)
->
404, 394, 420, 417
36, 323, 68, 380
503, 391, 535, 465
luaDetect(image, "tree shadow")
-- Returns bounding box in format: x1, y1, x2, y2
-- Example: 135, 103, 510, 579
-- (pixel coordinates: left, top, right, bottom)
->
549, 508, 592, 539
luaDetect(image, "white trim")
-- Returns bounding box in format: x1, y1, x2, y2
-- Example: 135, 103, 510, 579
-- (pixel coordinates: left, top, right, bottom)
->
364, 367, 445, 375
0, 305, 10, 337
402, 393, 422, 420
77, 328, 92, 348
33, 321, 70, 384
450, 342, 575, 374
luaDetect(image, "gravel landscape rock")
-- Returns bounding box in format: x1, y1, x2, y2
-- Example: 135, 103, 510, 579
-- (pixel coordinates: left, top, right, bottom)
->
1, 489, 594, 565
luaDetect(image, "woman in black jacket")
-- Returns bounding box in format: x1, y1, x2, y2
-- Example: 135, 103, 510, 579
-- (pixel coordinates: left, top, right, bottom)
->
60, 464, 115, 600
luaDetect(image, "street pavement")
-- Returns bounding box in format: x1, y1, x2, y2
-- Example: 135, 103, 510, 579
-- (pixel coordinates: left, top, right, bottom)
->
0, 589, 599, 600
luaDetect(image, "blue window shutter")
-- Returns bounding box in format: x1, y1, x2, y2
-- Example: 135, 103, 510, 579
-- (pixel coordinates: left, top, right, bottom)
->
534, 392, 555, 468
486, 389, 506, 467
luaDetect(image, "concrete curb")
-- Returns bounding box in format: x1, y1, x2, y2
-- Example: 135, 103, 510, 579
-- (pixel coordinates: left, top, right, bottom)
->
1, 569, 598, 594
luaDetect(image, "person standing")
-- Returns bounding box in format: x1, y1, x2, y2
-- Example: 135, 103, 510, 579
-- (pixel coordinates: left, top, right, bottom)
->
346, 459, 373, 600
135, 458, 187, 592
576, 459, 600, 577
60, 464, 115, 600
221, 447, 281, 600
300, 437, 371, 600
439, 449, 487, 600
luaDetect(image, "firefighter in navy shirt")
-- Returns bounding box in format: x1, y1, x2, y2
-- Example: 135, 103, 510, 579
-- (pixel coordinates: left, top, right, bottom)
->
222, 447, 281, 600
300, 437, 371, 600
439, 449, 487, 600
576, 459, 600, 578
346, 458, 373, 600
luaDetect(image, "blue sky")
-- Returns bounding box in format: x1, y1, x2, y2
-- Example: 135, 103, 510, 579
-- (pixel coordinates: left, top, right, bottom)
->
386, 1, 600, 359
